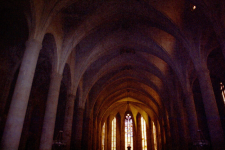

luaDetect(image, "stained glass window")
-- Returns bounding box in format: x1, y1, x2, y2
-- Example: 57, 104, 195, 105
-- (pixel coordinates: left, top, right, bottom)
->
141, 117, 147, 150
153, 122, 157, 150
125, 114, 133, 150
102, 122, 105, 150
220, 82, 225, 105
112, 117, 116, 150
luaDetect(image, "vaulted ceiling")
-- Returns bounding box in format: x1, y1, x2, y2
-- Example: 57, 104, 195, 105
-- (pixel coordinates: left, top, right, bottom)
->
1, 0, 225, 133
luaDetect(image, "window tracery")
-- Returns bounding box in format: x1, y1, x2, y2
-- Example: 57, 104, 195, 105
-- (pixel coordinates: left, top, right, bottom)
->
125, 114, 133, 149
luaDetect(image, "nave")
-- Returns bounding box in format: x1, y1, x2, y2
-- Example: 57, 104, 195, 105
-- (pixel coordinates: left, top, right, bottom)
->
1, 0, 225, 150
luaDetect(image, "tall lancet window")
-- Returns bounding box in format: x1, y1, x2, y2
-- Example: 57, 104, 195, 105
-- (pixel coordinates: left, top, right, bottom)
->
220, 82, 225, 105
141, 117, 147, 150
153, 122, 157, 150
112, 117, 116, 150
125, 114, 133, 149
102, 122, 105, 150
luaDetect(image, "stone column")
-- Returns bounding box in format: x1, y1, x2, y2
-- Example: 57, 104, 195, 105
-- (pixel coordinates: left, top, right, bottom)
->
62, 94, 75, 150
183, 90, 199, 144
171, 81, 189, 148
147, 117, 152, 150
18, 98, 35, 150
97, 118, 101, 150
136, 114, 142, 150
1, 39, 42, 150
132, 116, 137, 150
116, 114, 121, 149
168, 100, 179, 149
174, 96, 189, 148
88, 117, 93, 150
82, 116, 91, 150
156, 121, 161, 150
149, 120, 154, 150
164, 115, 171, 150
74, 107, 85, 150
92, 118, 97, 150
196, 66, 225, 149
159, 120, 166, 150
39, 71, 62, 150
104, 118, 108, 150
107, 117, 111, 150
121, 115, 125, 150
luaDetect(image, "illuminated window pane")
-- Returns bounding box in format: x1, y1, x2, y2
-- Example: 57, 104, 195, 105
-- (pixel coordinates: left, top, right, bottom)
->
153, 122, 157, 150
102, 122, 105, 150
141, 117, 147, 150
125, 114, 133, 150
220, 82, 225, 105
112, 117, 116, 150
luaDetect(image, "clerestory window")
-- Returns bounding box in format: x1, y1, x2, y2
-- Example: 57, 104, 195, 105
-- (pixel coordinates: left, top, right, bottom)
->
220, 82, 225, 105
102, 122, 105, 150
112, 117, 116, 150
125, 114, 133, 149
141, 117, 147, 150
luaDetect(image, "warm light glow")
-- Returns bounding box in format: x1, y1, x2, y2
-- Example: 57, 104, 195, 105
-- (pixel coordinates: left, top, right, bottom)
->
153, 122, 157, 150
193, 5, 196, 10
141, 117, 147, 150
125, 114, 133, 150
220, 82, 225, 105
112, 117, 116, 150
102, 122, 105, 150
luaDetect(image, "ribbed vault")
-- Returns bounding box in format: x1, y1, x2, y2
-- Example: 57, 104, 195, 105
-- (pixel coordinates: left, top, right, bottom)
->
64, 1, 195, 149
2, 0, 225, 150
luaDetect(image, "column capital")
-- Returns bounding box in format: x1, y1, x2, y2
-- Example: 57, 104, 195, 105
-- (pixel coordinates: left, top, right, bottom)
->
51, 71, 62, 80
195, 65, 210, 76
78, 100, 86, 110
25, 39, 42, 50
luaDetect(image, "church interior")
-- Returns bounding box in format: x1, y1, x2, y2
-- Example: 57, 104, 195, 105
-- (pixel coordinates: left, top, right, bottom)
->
1, 0, 225, 149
